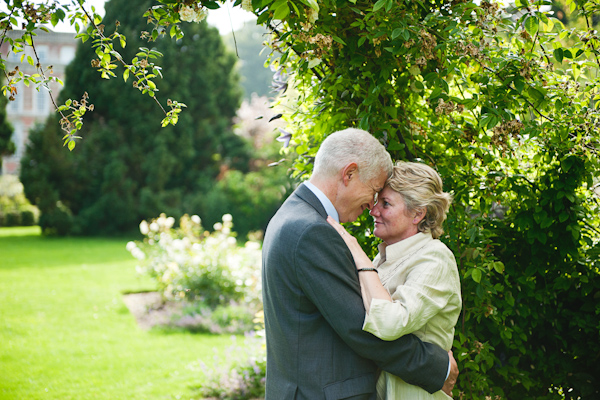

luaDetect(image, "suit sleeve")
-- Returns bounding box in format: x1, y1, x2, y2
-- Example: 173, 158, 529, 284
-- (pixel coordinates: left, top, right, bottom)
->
294, 222, 449, 394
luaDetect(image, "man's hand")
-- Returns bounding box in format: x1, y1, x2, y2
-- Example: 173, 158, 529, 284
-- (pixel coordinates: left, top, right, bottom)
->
441, 350, 459, 397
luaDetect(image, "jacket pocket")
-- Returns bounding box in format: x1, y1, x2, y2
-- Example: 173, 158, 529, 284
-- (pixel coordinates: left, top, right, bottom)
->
323, 373, 376, 400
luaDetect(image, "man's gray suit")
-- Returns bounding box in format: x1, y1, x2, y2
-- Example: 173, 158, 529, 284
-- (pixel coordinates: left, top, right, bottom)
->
262, 184, 448, 400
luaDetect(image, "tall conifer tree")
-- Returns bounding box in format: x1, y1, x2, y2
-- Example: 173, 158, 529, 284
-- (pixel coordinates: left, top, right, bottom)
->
21, 0, 249, 234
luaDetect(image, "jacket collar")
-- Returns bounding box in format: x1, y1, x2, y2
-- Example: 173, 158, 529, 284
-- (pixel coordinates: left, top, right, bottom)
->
295, 183, 329, 220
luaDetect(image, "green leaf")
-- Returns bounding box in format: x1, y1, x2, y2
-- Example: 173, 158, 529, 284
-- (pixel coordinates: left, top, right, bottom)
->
559, 212, 569, 222
332, 36, 346, 45
51, 12, 60, 27
392, 28, 402, 40
383, 106, 397, 119
386, 140, 404, 151
68, 140, 75, 151
373, 0, 387, 12
563, 49, 573, 59
273, 2, 290, 20
514, 77, 525, 93
559, 30, 569, 40
543, 16, 554, 32
553, 48, 563, 63
472, 268, 482, 283
554, 99, 563, 112
493, 261, 505, 274
123, 68, 130, 82
524, 15, 539, 36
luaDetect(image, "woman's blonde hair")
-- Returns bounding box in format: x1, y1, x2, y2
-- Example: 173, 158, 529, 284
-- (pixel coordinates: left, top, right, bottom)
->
386, 161, 453, 239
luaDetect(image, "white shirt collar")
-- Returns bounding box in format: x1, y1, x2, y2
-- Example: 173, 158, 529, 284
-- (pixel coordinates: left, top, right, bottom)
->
304, 181, 340, 222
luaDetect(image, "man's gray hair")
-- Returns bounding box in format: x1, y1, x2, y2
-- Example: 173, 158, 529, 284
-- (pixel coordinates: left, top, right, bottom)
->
313, 128, 393, 182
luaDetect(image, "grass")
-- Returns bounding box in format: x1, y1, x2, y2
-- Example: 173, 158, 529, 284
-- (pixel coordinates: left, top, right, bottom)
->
0, 226, 235, 400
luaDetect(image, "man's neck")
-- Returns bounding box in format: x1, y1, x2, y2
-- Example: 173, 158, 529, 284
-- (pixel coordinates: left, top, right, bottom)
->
308, 177, 338, 205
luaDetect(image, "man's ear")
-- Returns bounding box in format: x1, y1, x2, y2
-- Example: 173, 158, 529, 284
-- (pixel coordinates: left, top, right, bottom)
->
413, 208, 426, 224
341, 162, 359, 186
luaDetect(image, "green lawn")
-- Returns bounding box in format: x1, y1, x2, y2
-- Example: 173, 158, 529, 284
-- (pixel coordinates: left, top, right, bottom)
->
0, 227, 233, 400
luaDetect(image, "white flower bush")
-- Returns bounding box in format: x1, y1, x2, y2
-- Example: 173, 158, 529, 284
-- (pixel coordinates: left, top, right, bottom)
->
127, 213, 262, 308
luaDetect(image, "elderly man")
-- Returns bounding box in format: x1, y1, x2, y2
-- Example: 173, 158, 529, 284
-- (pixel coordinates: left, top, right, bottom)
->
262, 128, 458, 400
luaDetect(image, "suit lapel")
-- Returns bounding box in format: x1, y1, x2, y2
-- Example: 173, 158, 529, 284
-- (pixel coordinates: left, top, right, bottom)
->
294, 183, 329, 220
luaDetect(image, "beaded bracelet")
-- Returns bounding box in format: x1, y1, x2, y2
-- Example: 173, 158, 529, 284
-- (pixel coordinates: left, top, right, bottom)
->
357, 267, 378, 273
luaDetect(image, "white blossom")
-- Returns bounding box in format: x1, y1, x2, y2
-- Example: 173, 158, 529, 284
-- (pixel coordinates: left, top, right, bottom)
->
245, 241, 261, 250
308, 57, 322, 68
131, 248, 146, 260
179, 5, 208, 23
126, 241, 137, 252
139, 220, 149, 235
150, 222, 159, 232
307, 8, 319, 24
166, 216, 175, 229
191, 214, 201, 224
222, 213, 233, 223
172, 239, 185, 251
213, 222, 223, 231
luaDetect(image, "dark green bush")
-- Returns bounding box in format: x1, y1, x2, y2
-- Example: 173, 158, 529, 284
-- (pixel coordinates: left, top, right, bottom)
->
195, 166, 296, 240
20, 210, 36, 226
38, 203, 73, 236
5, 212, 20, 226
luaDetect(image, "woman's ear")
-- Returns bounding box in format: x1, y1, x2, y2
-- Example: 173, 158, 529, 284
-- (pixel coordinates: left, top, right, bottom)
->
413, 208, 426, 224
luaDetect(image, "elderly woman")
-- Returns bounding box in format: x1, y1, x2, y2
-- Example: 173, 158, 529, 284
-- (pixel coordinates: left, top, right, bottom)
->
328, 161, 462, 400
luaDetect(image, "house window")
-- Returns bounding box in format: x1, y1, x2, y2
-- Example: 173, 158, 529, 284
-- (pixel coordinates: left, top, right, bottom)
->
23, 85, 32, 111
60, 46, 75, 64
36, 45, 49, 63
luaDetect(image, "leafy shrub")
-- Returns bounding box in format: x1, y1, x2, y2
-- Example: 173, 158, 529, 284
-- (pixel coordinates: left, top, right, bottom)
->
127, 213, 262, 309
20, 210, 35, 226
0, 175, 39, 227
38, 202, 72, 236
198, 334, 266, 400
174, 302, 256, 335
5, 212, 20, 226
190, 162, 296, 241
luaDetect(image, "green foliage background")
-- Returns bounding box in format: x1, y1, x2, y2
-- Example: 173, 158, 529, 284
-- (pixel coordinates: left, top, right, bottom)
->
20, 0, 253, 236
242, 0, 600, 398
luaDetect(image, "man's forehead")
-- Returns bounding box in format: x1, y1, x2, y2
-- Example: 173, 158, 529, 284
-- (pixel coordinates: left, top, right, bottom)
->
369, 180, 385, 192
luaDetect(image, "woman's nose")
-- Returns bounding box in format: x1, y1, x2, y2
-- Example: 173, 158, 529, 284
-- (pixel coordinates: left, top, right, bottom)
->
369, 204, 380, 216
